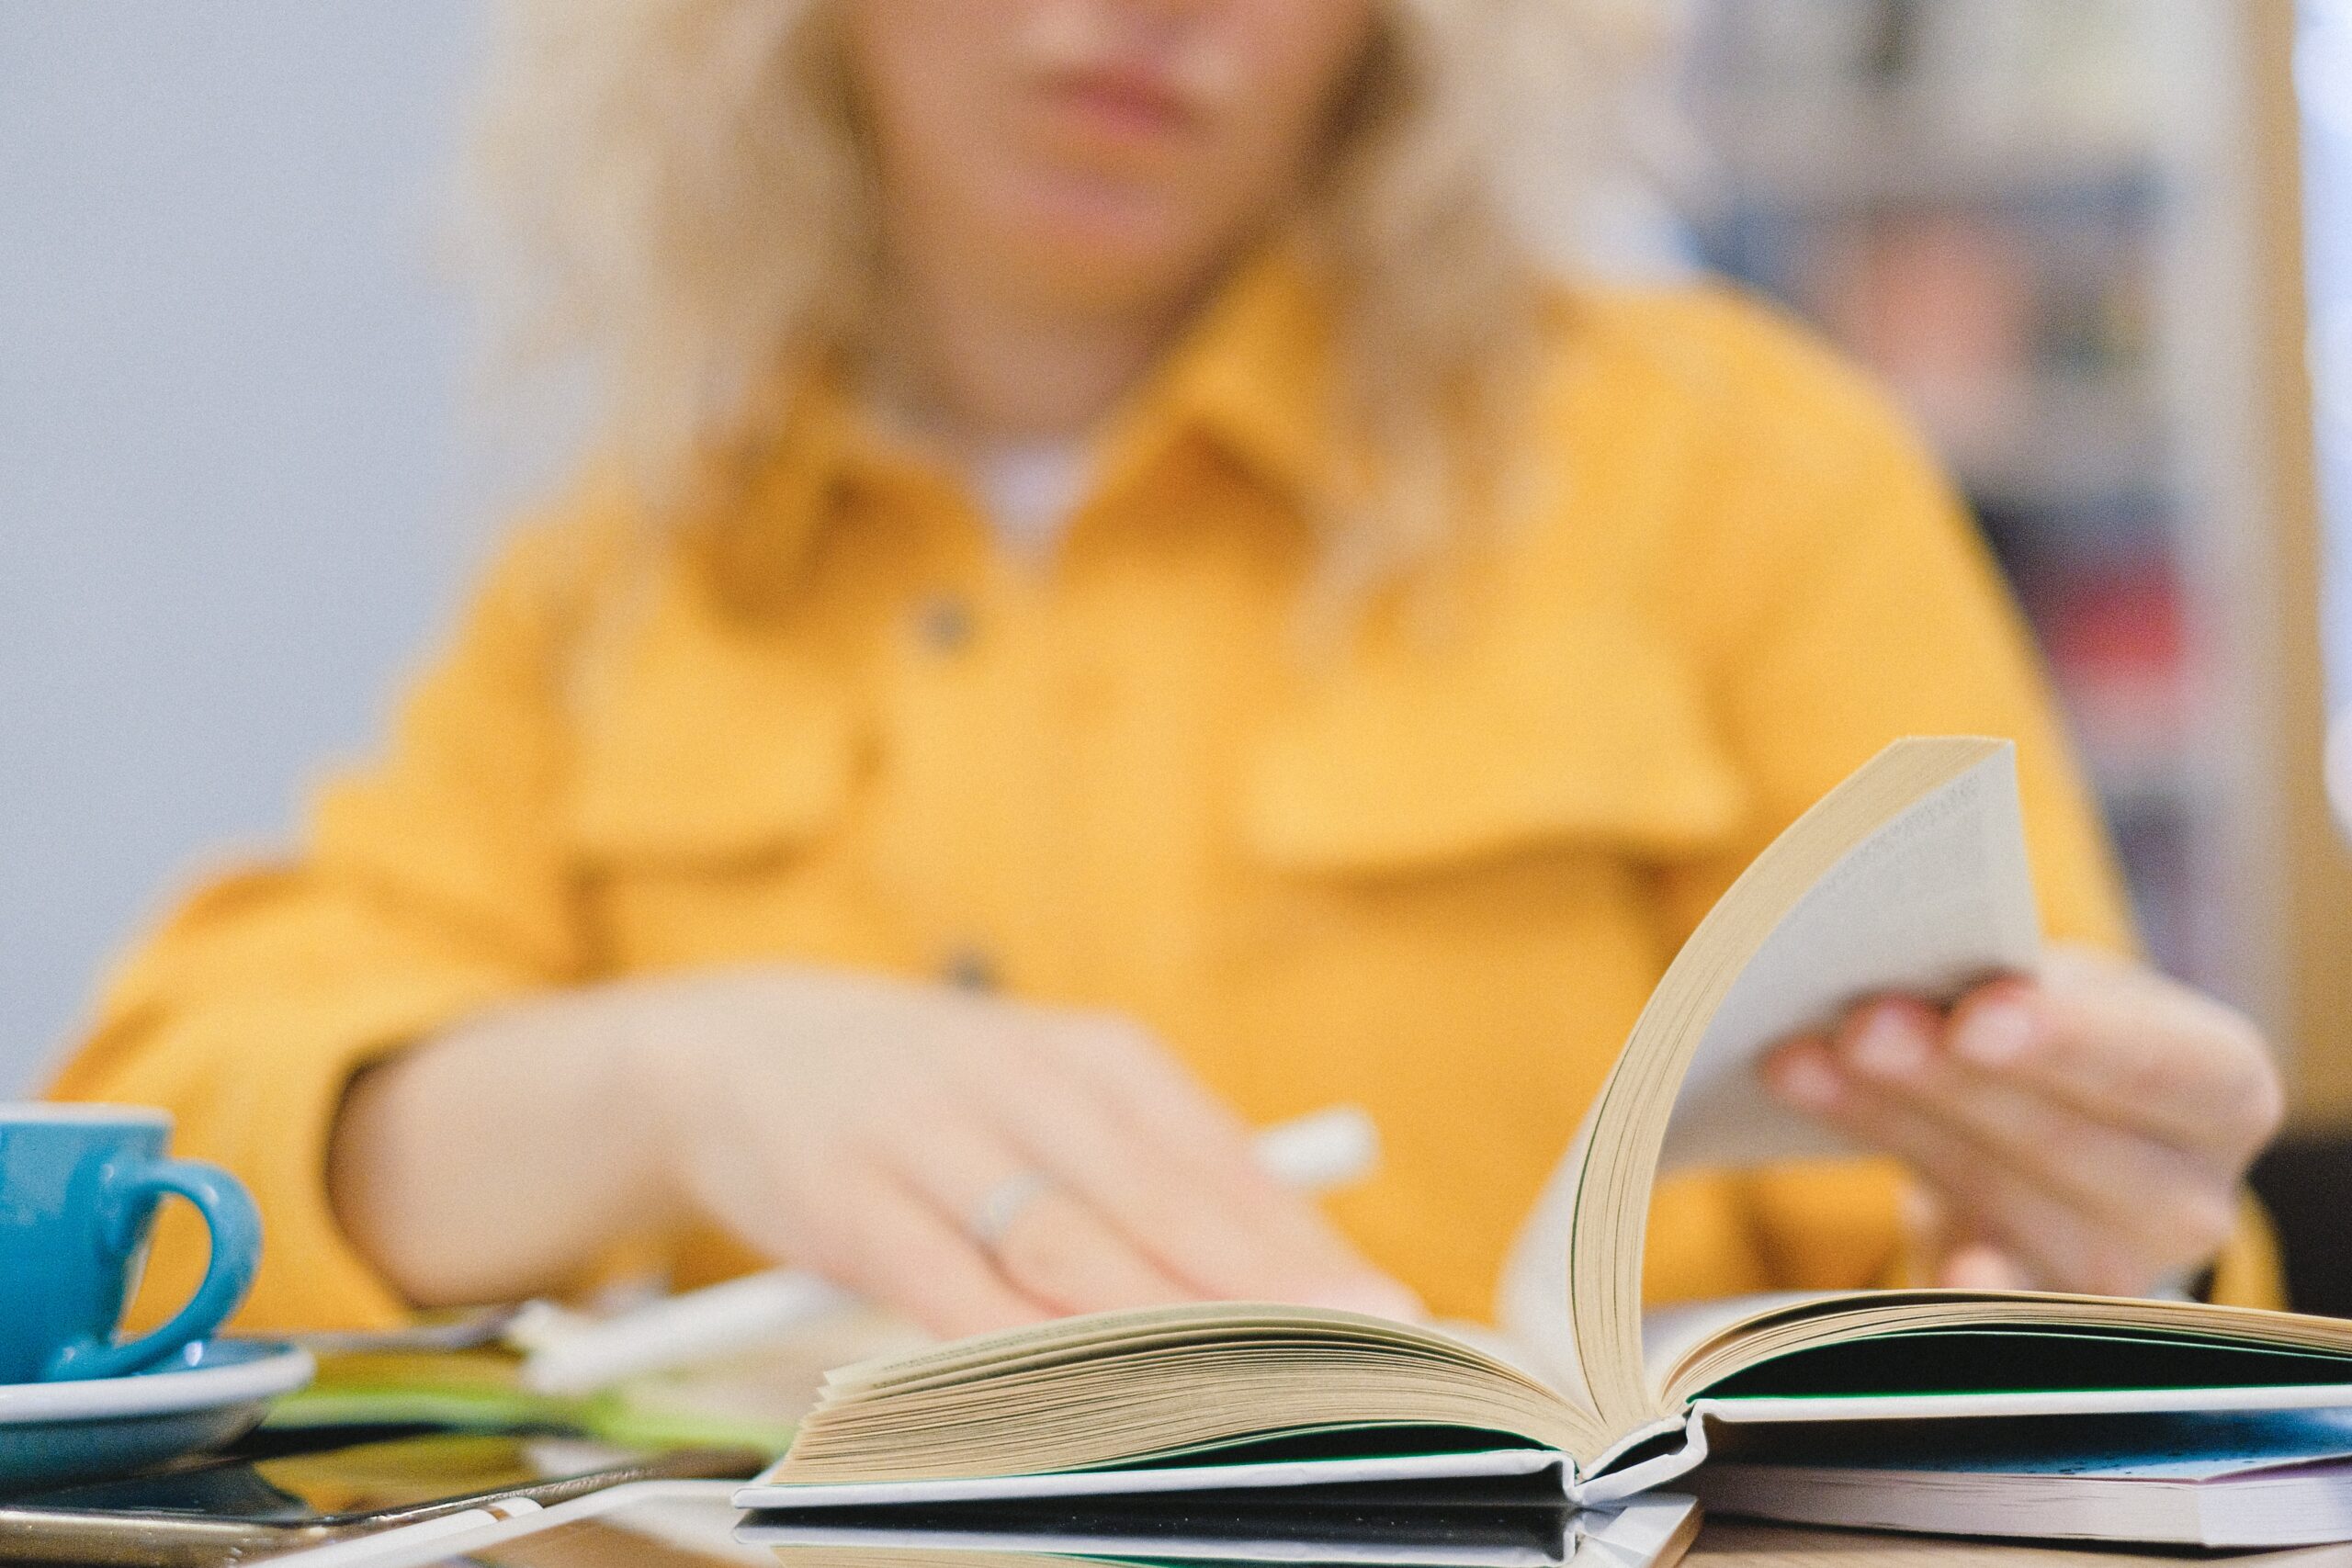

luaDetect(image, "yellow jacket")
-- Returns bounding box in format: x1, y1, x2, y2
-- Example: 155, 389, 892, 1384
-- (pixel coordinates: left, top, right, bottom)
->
52, 256, 2278, 1329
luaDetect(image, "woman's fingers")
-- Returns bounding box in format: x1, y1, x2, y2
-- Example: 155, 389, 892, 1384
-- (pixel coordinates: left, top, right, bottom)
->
989, 1188, 1204, 1315
1898, 1182, 2030, 1290
965, 1017, 1417, 1318
652, 970, 1418, 1330
1945, 951, 2281, 1158
1938, 1241, 2032, 1292
1761, 948, 2281, 1300
1050, 1017, 1419, 1316
1041, 1011, 1267, 1168
1772, 1050, 2163, 1294
1825, 998, 2240, 1265
876, 1103, 1199, 1316
811, 1160, 1048, 1339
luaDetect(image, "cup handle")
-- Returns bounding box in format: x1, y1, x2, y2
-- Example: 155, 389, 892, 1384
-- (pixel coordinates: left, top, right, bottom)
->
42, 1157, 263, 1382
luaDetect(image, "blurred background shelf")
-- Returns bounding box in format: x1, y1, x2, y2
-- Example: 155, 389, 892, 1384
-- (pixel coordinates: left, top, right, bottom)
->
1698, 94, 2159, 213
1681, 0, 2293, 1027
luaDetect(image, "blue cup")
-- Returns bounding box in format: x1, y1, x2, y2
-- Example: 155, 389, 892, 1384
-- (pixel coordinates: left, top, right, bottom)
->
0, 1104, 261, 1384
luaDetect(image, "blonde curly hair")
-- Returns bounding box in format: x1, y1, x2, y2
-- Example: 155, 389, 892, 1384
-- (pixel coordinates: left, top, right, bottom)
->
463, 0, 1678, 591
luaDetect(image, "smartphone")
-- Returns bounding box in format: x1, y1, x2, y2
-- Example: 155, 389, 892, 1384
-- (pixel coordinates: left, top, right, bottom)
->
0, 1427, 763, 1565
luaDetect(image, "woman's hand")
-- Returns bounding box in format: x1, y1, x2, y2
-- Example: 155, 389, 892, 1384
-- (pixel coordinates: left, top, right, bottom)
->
1758, 946, 2283, 1297
622, 968, 1419, 1337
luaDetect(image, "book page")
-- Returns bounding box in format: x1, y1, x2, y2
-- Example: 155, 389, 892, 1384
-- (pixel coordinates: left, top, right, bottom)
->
767, 1303, 1602, 1486
1561, 739, 2032, 1434
1494, 1112, 1598, 1404
1638, 1292, 1833, 1393
1658, 1290, 2352, 1413
1657, 744, 2041, 1168
1505, 744, 2031, 1420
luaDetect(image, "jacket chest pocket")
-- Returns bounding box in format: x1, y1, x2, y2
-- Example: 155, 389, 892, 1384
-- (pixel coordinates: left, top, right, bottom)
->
1238, 604, 1748, 881
1216, 601, 1754, 1073
563, 595, 868, 968
1209, 608, 1756, 1243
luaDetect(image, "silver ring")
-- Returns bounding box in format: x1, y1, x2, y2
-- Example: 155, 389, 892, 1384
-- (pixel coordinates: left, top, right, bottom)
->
965, 1169, 1054, 1255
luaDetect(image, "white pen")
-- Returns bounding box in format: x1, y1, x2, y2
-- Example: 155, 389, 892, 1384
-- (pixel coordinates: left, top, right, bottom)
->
513, 1104, 1380, 1394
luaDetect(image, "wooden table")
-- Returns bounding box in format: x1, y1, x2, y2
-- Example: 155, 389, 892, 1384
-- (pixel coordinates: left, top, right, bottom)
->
1690, 1519, 2352, 1565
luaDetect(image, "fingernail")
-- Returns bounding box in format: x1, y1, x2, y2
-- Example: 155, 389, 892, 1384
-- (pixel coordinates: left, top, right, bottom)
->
1767, 1051, 1844, 1111
1848, 1010, 1928, 1081
1955, 999, 2034, 1066
1940, 1244, 2028, 1292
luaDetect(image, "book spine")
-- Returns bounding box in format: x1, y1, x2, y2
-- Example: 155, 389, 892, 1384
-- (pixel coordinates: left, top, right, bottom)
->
1572, 1410, 1710, 1507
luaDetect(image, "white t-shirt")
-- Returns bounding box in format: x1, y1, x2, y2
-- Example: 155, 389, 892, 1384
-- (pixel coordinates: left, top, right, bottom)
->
967, 440, 1090, 567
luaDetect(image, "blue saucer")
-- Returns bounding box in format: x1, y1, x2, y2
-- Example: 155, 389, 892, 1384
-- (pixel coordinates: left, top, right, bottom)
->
0, 1338, 313, 1495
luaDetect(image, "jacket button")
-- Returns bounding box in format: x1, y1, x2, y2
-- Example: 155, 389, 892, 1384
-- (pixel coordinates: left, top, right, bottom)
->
943, 945, 998, 992
916, 595, 974, 654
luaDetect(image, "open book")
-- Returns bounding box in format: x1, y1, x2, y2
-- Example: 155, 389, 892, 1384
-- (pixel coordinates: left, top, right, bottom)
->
737, 739, 2352, 1518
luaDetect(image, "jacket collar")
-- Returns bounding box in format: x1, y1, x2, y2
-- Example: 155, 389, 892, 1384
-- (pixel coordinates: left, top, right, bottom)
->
718, 241, 1348, 586
571, 253, 1756, 871
1097, 241, 1344, 521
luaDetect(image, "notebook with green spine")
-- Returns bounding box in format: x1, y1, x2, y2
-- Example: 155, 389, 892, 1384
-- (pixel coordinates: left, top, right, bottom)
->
737, 738, 2352, 1516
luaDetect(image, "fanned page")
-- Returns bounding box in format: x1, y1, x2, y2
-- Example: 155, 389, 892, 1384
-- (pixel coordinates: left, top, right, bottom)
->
1531, 736, 2352, 1467
1657, 750, 2041, 1170
1564, 738, 2041, 1434
742, 1303, 1602, 1506
1636, 1292, 2352, 1416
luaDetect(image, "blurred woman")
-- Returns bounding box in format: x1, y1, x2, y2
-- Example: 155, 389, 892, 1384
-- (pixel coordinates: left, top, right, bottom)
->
57, 0, 2282, 1337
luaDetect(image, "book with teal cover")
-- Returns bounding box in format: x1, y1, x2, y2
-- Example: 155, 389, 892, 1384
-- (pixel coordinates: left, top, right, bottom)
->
1691, 1407, 2352, 1545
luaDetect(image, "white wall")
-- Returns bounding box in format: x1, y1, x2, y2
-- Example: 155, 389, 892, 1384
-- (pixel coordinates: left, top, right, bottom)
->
1, 5, 490, 1090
